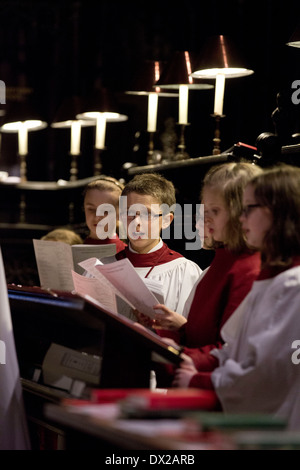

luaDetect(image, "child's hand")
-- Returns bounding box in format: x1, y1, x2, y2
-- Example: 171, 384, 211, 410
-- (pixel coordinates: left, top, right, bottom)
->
160, 337, 179, 348
180, 353, 196, 367
172, 367, 196, 388
172, 353, 197, 388
153, 304, 187, 330
133, 309, 155, 329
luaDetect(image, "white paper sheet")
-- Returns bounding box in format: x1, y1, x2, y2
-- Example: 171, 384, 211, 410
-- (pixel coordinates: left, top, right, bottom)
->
71, 270, 118, 312
33, 239, 116, 291
93, 258, 164, 318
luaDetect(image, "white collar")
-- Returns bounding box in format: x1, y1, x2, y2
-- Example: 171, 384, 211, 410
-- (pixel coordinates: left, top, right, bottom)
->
128, 238, 163, 254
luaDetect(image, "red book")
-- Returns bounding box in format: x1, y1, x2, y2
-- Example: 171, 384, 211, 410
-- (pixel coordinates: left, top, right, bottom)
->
90, 388, 150, 404
63, 388, 219, 412
61, 398, 93, 407
120, 388, 218, 410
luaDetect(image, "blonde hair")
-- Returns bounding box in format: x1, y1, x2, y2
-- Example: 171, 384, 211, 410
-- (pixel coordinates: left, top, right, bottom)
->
83, 176, 124, 199
202, 162, 263, 253
83, 177, 125, 237
41, 228, 83, 245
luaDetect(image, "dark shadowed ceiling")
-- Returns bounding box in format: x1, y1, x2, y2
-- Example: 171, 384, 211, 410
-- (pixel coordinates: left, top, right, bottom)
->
0, 0, 300, 181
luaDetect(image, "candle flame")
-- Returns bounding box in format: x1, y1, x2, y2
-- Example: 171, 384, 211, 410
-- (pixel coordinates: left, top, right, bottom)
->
154, 61, 161, 93
220, 35, 229, 69
185, 51, 193, 84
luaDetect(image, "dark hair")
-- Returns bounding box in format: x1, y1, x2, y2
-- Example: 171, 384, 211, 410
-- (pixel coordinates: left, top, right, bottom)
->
121, 173, 176, 210
202, 162, 263, 253
250, 163, 300, 268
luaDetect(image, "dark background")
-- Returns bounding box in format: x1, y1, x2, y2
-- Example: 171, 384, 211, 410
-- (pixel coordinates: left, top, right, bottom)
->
0, 0, 300, 182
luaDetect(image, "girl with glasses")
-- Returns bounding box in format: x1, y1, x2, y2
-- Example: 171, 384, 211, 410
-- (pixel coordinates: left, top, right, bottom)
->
174, 164, 300, 430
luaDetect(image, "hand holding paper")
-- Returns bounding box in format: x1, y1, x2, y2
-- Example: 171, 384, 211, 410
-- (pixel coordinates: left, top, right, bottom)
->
79, 257, 165, 319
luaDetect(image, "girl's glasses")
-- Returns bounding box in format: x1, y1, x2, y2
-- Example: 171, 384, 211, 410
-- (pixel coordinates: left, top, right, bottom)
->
241, 204, 262, 218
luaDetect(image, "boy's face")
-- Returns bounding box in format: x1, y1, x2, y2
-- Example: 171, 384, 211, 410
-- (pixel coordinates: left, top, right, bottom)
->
122, 192, 168, 254
84, 189, 119, 239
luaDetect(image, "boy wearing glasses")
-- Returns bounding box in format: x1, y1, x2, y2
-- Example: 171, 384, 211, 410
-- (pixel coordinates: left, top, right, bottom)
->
104, 173, 202, 321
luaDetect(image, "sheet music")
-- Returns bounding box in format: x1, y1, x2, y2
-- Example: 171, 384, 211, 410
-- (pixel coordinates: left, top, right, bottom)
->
33, 239, 75, 291
94, 258, 164, 319
79, 257, 135, 308
33, 239, 116, 292
71, 270, 118, 312
71, 244, 116, 275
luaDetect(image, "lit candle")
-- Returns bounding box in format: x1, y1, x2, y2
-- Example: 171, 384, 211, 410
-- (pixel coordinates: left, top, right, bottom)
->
70, 120, 81, 155
214, 73, 225, 116
147, 93, 158, 132
179, 84, 189, 125
95, 113, 106, 149
18, 123, 28, 156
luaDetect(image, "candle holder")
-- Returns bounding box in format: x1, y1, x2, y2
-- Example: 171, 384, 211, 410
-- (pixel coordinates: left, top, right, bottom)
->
160, 117, 177, 162
94, 147, 104, 176
174, 123, 189, 161
69, 152, 80, 181
147, 131, 162, 164
211, 114, 225, 155
19, 193, 26, 224
147, 131, 154, 164
18, 153, 28, 182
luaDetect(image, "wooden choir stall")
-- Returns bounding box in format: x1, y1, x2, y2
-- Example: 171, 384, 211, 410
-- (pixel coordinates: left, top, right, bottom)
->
8, 284, 184, 449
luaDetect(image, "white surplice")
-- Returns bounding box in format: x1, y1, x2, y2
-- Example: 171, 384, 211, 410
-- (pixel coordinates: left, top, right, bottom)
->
211, 265, 300, 431
0, 248, 31, 449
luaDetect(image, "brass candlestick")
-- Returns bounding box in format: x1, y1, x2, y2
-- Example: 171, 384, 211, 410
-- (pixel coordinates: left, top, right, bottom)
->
18, 152, 27, 223
174, 123, 189, 160
147, 131, 162, 164
19, 193, 26, 224
94, 148, 104, 175
69, 152, 80, 181
18, 152, 27, 182
212, 114, 224, 155
147, 131, 154, 164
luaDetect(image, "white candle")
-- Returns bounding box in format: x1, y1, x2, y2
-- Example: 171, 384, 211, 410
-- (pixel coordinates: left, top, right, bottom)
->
18, 123, 28, 156
214, 73, 225, 116
70, 120, 81, 155
179, 84, 189, 125
147, 93, 158, 132
95, 113, 106, 149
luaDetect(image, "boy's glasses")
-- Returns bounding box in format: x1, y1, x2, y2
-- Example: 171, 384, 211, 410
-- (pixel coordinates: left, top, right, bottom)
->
241, 204, 262, 218
121, 212, 163, 222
